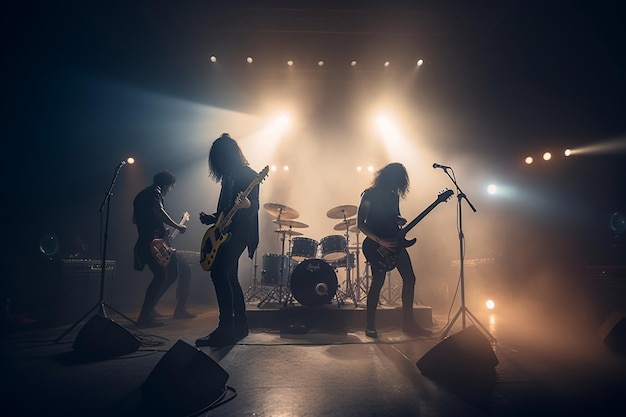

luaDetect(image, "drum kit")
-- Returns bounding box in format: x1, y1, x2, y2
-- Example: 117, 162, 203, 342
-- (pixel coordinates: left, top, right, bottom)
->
250, 202, 371, 308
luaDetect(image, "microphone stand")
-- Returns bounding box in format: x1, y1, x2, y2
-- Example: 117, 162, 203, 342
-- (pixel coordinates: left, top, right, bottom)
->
438, 166, 496, 343
56, 161, 136, 343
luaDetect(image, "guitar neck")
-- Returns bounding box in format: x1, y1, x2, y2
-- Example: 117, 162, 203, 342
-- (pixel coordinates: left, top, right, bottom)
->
400, 200, 444, 237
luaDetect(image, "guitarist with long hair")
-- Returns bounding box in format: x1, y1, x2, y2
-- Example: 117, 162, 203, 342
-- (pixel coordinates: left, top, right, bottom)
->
195, 133, 260, 348
132, 170, 189, 328
358, 163, 431, 339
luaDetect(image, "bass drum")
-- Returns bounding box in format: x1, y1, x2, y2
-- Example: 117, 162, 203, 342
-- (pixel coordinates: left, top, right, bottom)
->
290, 259, 338, 307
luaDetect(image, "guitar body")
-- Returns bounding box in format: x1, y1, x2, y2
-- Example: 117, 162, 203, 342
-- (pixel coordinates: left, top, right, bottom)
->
150, 238, 175, 268
362, 236, 417, 272
361, 189, 454, 272
199, 219, 232, 271
149, 211, 190, 268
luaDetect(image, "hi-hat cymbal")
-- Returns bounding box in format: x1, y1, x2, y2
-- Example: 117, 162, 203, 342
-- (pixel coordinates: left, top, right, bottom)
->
263, 202, 300, 219
327, 204, 358, 219
275, 229, 303, 236
333, 218, 357, 231
272, 219, 309, 228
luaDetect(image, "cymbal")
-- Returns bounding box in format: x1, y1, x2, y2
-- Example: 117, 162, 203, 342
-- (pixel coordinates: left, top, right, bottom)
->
272, 219, 309, 228
349, 226, 360, 233
263, 202, 299, 219
333, 218, 357, 231
327, 204, 357, 219
275, 229, 303, 236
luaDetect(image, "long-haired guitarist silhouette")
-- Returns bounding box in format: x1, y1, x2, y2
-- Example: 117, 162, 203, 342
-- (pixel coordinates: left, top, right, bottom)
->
358, 163, 452, 339
195, 133, 263, 348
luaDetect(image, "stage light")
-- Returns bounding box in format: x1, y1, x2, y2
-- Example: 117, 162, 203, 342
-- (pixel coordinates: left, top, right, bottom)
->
287, 60, 294, 66
350, 60, 357, 67
543, 152, 552, 161
486, 299, 495, 310
283, 166, 289, 171
318, 60, 324, 66
209, 55, 217, 63
384, 61, 390, 67
271, 165, 277, 171
525, 156, 534, 164
368, 166, 374, 172
417, 59, 424, 66
246, 57, 253, 64
356, 166, 362, 172
564, 148, 571, 157
487, 184, 497, 195
126, 157, 135, 165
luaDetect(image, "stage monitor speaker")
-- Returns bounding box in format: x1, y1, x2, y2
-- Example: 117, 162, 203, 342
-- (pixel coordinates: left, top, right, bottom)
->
416, 325, 498, 381
142, 339, 229, 416
72, 314, 140, 359
600, 311, 626, 355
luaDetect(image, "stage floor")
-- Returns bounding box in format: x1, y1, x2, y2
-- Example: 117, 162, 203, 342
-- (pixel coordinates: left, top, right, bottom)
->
2, 298, 626, 417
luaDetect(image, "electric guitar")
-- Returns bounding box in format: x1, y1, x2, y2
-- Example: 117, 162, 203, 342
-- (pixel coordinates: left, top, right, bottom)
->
200, 165, 270, 271
150, 211, 190, 268
362, 189, 454, 271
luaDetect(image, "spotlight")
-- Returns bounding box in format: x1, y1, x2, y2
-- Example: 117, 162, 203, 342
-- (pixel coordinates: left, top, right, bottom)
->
417, 59, 424, 66
356, 166, 362, 172
487, 184, 497, 195
543, 152, 552, 161
318, 60, 324, 66
209, 55, 217, 63
246, 56, 253, 64
283, 166, 289, 171
485, 299, 495, 310
287, 60, 294, 66
525, 156, 533, 165
384, 61, 390, 67
564, 148, 572, 157
350, 60, 357, 67
126, 157, 135, 165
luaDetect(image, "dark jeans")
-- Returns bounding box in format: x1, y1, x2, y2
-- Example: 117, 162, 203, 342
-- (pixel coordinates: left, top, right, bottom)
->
209, 232, 248, 329
139, 252, 186, 319
366, 248, 416, 329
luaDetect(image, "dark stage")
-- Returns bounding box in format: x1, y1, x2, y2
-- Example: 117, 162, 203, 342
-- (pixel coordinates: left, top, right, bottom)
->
3, 288, 626, 417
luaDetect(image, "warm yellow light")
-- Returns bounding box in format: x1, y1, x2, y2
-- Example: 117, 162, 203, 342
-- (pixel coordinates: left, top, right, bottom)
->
209, 55, 217, 63
246, 56, 253, 63
384, 61, 390, 67
486, 299, 495, 310
368, 166, 374, 172
356, 166, 362, 171
525, 156, 533, 164
317, 60, 324, 66
126, 157, 135, 165
564, 148, 571, 157
287, 60, 294, 66
271, 165, 278, 171
417, 59, 424, 66
543, 152, 552, 161
350, 60, 357, 66
283, 166, 289, 171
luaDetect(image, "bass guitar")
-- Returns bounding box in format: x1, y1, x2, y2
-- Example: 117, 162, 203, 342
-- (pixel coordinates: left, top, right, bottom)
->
150, 211, 190, 268
200, 165, 270, 271
362, 189, 454, 271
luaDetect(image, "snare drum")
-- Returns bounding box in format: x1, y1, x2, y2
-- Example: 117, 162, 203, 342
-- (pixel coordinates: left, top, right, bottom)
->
262, 254, 290, 284
327, 252, 355, 269
319, 235, 347, 261
291, 237, 319, 262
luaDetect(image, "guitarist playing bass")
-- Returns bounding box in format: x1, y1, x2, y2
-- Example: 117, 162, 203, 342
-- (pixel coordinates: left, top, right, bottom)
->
358, 163, 445, 339
195, 133, 262, 348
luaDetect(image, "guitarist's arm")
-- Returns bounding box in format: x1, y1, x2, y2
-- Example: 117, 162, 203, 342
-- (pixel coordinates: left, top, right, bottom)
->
155, 205, 187, 234
357, 199, 398, 250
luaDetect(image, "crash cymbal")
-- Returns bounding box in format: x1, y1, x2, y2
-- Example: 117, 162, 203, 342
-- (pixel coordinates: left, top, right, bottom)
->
275, 229, 303, 236
272, 219, 309, 228
263, 202, 300, 219
333, 218, 357, 231
326, 204, 358, 219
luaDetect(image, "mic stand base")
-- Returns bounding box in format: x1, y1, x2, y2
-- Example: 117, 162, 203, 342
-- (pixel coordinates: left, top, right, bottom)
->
54, 301, 137, 343
440, 305, 497, 344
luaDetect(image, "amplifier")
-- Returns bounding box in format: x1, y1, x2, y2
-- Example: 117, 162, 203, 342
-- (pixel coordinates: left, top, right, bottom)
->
61, 259, 116, 274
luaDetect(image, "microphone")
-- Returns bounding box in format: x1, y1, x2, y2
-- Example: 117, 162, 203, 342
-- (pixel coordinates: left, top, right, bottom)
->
432, 163, 451, 170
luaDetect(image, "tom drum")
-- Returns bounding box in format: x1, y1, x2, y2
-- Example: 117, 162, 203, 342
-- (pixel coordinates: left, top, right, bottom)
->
319, 235, 347, 261
291, 237, 319, 262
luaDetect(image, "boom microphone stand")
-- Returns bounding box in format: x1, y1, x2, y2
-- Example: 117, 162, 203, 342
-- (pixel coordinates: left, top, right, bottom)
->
436, 163, 496, 343
56, 159, 136, 343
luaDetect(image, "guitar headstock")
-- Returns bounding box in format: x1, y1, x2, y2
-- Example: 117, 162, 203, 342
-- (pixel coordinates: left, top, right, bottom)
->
437, 189, 454, 203
259, 165, 270, 182
181, 211, 190, 222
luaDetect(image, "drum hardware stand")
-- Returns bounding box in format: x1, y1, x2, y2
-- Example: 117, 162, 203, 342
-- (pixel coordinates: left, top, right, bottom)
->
380, 270, 400, 305
245, 251, 266, 302
56, 160, 136, 343
437, 165, 496, 343
258, 228, 291, 308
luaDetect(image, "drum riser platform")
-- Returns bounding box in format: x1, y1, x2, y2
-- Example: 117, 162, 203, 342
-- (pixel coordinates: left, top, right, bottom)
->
246, 305, 432, 332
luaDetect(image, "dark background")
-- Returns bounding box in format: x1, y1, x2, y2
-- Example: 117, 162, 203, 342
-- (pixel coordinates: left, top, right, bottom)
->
5, 1, 625, 323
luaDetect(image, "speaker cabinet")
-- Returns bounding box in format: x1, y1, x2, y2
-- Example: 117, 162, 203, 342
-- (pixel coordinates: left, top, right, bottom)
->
142, 340, 229, 416
416, 325, 498, 381
600, 311, 626, 354
72, 315, 140, 358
